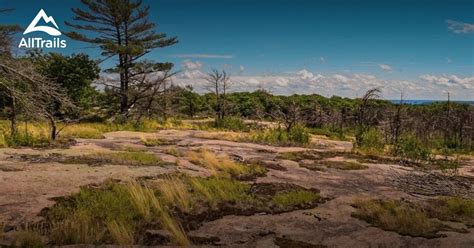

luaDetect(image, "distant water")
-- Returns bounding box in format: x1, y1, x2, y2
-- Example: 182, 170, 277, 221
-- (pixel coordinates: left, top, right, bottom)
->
389, 100, 474, 105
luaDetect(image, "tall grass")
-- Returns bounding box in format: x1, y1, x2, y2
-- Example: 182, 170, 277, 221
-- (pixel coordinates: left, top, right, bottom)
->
106, 220, 134, 245
187, 149, 246, 176
157, 176, 192, 212
190, 177, 251, 207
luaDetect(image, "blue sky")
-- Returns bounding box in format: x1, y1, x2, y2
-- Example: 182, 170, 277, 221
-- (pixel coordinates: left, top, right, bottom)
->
0, 0, 473, 99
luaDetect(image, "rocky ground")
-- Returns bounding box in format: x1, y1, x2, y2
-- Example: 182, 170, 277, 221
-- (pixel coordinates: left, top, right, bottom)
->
0, 130, 473, 247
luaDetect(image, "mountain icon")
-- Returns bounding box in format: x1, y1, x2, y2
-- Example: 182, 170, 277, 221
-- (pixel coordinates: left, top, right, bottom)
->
23, 9, 61, 36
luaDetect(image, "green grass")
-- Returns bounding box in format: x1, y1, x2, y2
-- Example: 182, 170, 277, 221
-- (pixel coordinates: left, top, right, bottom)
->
46, 181, 189, 246
190, 177, 252, 207
277, 151, 319, 161
316, 160, 368, 170
77, 151, 162, 166
352, 199, 450, 238
271, 190, 320, 207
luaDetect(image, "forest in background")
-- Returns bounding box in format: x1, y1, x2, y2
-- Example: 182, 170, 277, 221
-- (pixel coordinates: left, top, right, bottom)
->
0, 1, 472, 161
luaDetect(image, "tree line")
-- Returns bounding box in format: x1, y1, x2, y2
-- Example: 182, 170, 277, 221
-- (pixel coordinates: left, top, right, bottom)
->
0, 1, 472, 154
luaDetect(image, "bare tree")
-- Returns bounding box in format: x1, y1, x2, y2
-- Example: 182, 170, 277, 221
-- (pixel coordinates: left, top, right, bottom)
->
98, 62, 175, 123
355, 88, 382, 146
0, 56, 75, 140
272, 99, 302, 132
205, 69, 231, 123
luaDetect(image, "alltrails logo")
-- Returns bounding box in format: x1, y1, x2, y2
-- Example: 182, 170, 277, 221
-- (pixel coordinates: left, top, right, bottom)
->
18, 9, 67, 49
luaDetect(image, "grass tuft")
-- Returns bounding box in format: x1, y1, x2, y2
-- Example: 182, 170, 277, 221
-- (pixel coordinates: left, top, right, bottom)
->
352, 199, 448, 238
271, 190, 320, 207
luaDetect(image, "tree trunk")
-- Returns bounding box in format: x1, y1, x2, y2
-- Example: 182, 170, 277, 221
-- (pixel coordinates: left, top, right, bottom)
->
10, 95, 17, 137
48, 115, 57, 141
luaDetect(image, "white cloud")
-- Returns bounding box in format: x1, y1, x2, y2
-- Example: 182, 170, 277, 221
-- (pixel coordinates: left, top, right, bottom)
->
296, 69, 324, 82
378, 64, 393, 72
181, 59, 202, 70
446, 20, 474, 34
168, 65, 473, 100
446, 58, 452, 64
320, 57, 326, 63
179, 59, 206, 79
239, 65, 245, 74
420, 74, 474, 89
170, 54, 233, 59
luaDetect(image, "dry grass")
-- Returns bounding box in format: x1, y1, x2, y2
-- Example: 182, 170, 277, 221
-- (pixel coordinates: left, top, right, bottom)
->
49, 210, 106, 245
157, 176, 192, 212
140, 135, 163, 147
106, 220, 134, 245
12, 230, 44, 248
187, 149, 246, 176
189, 177, 251, 207
425, 197, 474, 227
192, 131, 247, 142
125, 181, 189, 246
352, 199, 448, 238
126, 181, 162, 220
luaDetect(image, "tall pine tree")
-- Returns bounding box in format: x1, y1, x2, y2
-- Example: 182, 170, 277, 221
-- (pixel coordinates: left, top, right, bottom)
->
65, 0, 177, 118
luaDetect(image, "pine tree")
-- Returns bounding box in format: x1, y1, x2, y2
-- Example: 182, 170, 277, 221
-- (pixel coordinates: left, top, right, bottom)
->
65, 0, 177, 118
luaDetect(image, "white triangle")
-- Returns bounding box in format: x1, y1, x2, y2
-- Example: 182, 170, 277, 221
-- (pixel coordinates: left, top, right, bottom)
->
24, 9, 61, 36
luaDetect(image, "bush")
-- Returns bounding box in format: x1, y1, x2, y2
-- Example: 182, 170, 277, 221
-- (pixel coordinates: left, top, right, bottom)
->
214, 116, 248, 131
355, 128, 385, 153
249, 125, 310, 146
393, 134, 431, 163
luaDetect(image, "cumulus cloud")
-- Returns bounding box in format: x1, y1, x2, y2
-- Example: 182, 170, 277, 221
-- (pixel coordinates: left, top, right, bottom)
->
420, 74, 474, 89
179, 59, 206, 79
296, 69, 324, 82
168, 61, 472, 100
181, 59, 202, 70
446, 20, 474, 34
378, 64, 393, 72
170, 54, 233, 59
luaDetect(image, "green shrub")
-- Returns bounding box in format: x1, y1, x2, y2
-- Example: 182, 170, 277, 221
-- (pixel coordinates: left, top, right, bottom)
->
309, 126, 349, 141
393, 134, 431, 163
214, 116, 248, 131
249, 125, 310, 146
355, 128, 385, 154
